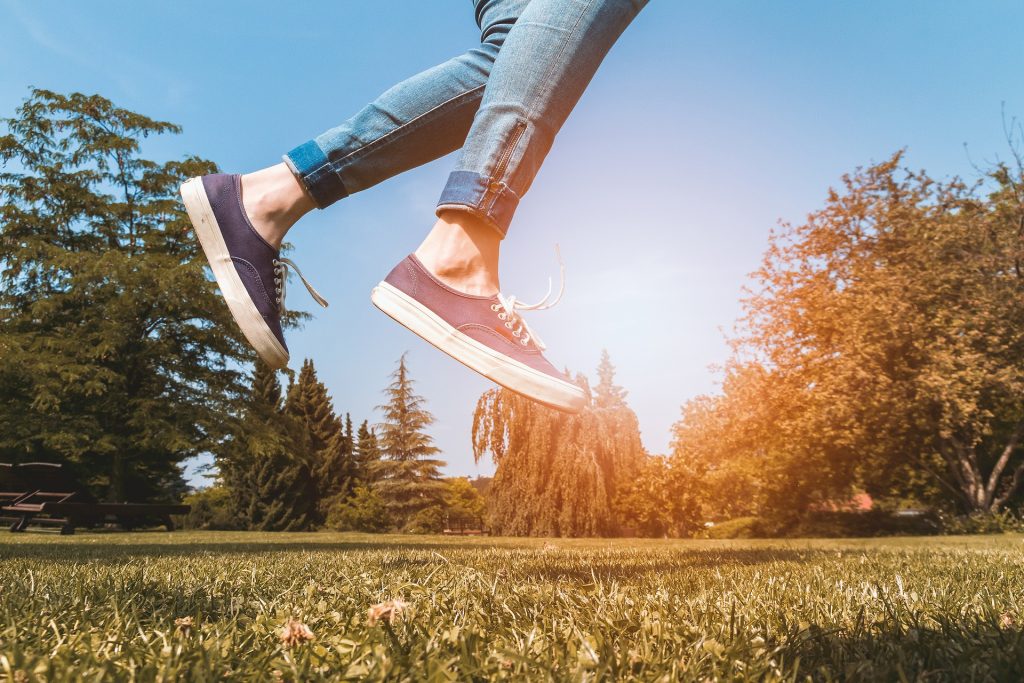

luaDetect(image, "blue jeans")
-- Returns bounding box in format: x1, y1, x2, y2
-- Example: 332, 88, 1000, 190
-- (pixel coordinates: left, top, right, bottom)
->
283, 0, 646, 238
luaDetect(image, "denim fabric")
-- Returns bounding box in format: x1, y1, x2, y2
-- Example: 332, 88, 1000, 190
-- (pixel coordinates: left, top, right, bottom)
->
284, 0, 645, 237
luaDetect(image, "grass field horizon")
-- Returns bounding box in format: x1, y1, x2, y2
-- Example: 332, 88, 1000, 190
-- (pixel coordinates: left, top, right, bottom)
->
3, 532, 1024, 681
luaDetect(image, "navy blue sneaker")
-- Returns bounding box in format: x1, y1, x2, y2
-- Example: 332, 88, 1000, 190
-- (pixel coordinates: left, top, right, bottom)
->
372, 254, 585, 413
180, 174, 327, 369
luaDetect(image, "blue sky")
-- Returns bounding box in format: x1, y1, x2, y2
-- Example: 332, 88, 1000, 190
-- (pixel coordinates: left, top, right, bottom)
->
3, 1, 1023, 485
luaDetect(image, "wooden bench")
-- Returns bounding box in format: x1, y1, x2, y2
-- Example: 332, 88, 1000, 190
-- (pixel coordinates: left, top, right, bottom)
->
2, 462, 190, 534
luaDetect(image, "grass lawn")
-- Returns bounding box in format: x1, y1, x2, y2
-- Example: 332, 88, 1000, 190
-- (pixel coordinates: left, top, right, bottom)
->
1, 532, 1023, 681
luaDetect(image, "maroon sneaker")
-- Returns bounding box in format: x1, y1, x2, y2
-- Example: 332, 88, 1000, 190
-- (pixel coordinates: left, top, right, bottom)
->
371, 255, 586, 413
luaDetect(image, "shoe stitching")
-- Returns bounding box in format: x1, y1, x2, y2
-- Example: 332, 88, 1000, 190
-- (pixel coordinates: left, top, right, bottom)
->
231, 257, 275, 309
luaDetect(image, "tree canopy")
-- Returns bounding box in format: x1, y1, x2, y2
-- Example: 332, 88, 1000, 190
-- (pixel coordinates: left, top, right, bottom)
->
0, 89, 248, 502
673, 151, 1024, 518
472, 354, 645, 536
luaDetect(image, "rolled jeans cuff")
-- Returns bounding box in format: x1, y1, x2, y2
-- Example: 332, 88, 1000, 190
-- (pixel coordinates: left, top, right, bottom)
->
282, 140, 349, 209
435, 170, 519, 239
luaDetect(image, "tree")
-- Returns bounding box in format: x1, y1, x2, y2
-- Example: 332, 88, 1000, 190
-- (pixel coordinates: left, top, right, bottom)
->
443, 477, 486, 532
324, 413, 356, 496
285, 359, 354, 518
373, 354, 447, 527
286, 360, 340, 455
472, 355, 645, 537
0, 89, 253, 502
594, 349, 628, 409
325, 485, 391, 532
355, 419, 382, 484
218, 361, 318, 531
678, 151, 1024, 517
669, 364, 776, 521
614, 455, 704, 537
182, 485, 242, 531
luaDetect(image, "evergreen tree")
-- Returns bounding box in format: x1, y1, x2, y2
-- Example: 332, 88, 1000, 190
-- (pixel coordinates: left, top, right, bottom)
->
355, 419, 382, 484
284, 359, 355, 519
594, 349, 628, 409
374, 354, 447, 527
286, 359, 341, 455
318, 413, 358, 516
0, 89, 250, 502
219, 361, 317, 531
325, 485, 391, 532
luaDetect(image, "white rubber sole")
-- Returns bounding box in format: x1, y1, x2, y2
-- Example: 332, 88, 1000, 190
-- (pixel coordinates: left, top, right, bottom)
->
371, 281, 586, 413
179, 177, 289, 369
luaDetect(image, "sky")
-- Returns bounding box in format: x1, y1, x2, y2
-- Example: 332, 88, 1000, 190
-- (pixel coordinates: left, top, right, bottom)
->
3, 1, 1023, 485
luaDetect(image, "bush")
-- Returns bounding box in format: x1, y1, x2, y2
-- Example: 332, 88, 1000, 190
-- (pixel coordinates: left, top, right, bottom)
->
783, 510, 941, 538
325, 486, 392, 532
405, 505, 446, 534
181, 486, 243, 530
705, 510, 945, 539
939, 510, 1024, 535
704, 517, 763, 539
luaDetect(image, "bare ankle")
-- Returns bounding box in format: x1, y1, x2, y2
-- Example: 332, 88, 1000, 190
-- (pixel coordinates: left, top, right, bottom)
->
241, 163, 315, 249
415, 212, 501, 296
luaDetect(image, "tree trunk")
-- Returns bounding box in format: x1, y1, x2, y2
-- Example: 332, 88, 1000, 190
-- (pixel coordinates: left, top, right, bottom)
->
109, 451, 124, 503
942, 422, 1024, 513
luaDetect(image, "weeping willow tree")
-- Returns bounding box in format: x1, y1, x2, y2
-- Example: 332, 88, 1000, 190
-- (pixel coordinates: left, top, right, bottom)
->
471, 354, 645, 536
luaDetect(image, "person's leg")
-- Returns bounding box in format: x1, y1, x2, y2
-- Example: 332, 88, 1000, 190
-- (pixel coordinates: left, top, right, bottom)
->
415, 0, 647, 295
240, 0, 529, 249
181, 1, 527, 369
372, 0, 646, 412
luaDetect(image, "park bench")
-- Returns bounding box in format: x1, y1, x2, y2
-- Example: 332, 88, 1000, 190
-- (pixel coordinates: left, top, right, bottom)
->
0, 463, 34, 529
0, 463, 32, 505
2, 462, 189, 535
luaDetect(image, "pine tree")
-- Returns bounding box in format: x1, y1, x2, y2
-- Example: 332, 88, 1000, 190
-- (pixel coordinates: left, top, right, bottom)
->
594, 349, 628, 409
0, 89, 250, 502
374, 354, 447, 527
286, 359, 341, 454
284, 359, 354, 519
219, 361, 317, 531
355, 419, 382, 484
319, 413, 357, 514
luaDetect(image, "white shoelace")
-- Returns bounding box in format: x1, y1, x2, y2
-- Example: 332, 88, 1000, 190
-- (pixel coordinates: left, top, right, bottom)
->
490, 246, 565, 351
272, 257, 329, 315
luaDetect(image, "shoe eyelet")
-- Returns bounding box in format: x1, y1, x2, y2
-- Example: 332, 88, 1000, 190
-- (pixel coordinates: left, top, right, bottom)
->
512, 330, 521, 338
498, 313, 506, 320
490, 304, 500, 312
504, 322, 513, 329
521, 339, 528, 346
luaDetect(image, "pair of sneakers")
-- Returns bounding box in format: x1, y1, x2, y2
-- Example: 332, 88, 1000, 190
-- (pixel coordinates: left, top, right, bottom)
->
180, 174, 585, 413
